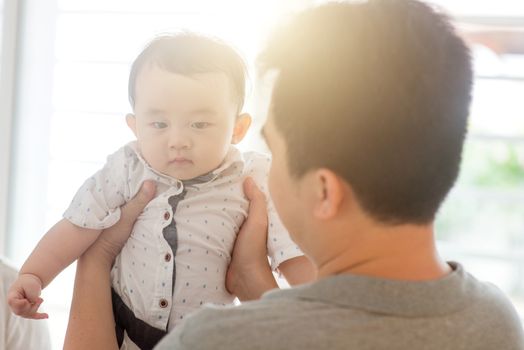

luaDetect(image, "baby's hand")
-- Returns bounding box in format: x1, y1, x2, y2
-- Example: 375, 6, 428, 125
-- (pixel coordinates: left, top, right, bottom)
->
7, 273, 49, 319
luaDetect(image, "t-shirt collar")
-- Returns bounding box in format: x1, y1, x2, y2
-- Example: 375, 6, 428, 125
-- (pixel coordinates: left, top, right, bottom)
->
263, 262, 478, 317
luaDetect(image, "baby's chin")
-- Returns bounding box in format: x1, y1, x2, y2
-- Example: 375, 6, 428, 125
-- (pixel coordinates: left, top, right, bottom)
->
154, 155, 226, 181
164, 165, 217, 182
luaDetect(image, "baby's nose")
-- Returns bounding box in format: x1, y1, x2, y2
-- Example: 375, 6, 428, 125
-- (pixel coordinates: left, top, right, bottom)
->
168, 129, 191, 150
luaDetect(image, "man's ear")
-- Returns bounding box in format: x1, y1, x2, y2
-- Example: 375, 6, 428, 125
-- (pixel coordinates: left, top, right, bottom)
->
126, 113, 138, 137
231, 113, 252, 144
312, 169, 345, 220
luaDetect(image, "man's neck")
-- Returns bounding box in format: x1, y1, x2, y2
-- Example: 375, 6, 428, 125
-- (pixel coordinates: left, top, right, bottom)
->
314, 222, 451, 281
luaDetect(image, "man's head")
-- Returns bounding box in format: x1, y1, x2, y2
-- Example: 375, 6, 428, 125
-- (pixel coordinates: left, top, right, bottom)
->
260, 0, 472, 237
126, 33, 251, 180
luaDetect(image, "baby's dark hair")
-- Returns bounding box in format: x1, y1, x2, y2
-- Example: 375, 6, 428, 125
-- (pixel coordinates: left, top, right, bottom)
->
128, 32, 247, 112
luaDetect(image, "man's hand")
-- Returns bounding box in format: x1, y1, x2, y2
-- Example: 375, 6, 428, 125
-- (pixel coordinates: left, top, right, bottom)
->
64, 180, 156, 350
84, 180, 156, 268
226, 177, 278, 301
7, 273, 48, 319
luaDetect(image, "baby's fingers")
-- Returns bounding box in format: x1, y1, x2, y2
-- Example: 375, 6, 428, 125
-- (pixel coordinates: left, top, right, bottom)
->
31, 312, 49, 320
8, 297, 29, 314
28, 297, 48, 319
9, 296, 48, 319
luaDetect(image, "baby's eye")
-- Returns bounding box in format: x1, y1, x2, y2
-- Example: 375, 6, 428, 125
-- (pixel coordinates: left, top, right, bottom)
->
151, 122, 168, 129
191, 122, 211, 129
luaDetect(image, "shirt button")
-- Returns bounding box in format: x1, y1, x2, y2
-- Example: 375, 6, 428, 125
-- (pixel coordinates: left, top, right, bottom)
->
159, 298, 169, 308
163, 211, 170, 221
164, 253, 172, 262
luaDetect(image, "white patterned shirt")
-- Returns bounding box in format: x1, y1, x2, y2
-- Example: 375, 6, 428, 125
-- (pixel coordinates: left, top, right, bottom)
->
64, 142, 302, 333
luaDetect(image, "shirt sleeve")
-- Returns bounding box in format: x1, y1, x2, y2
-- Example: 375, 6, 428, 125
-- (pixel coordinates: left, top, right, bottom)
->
63, 145, 132, 230
245, 153, 304, 271
266, 198, 303, 271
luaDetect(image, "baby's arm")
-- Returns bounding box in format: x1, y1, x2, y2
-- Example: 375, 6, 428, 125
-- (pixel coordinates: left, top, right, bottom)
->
245, 154, 316, 287
227, 178, 315, 301
8, 219, 101, 319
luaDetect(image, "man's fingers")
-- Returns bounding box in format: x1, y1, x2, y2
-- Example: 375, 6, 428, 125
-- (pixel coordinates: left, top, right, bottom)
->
89, 181, 156, 264
119, 180, 156, 226
243, 177, 265, 202
242, 177, 268, 229
226, 178, 274, 300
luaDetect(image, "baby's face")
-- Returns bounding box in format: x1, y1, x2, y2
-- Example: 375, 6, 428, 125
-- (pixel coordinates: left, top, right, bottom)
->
128, 65, 242, 180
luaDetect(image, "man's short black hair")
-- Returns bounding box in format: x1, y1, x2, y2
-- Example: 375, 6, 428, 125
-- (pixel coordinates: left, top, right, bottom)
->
259, 0, 472, 225
129, 32, 247, 112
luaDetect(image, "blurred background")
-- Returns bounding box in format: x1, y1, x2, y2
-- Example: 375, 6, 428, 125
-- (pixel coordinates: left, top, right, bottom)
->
0, 0, 522, 348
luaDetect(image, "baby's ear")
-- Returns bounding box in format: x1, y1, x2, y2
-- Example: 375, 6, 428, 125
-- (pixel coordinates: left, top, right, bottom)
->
126, 113, 138, 137
232, 113, 252, 144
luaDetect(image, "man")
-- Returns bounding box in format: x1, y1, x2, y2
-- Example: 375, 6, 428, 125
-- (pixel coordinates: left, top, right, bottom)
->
64, 1, 524, 349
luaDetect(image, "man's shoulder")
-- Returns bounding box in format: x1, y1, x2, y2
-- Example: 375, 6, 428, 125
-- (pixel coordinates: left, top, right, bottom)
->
157, 293, 314, 350
434, 267, 524, 348
467, 277, 523, 331
156, 273, 524, 350
185, 295, 299, 329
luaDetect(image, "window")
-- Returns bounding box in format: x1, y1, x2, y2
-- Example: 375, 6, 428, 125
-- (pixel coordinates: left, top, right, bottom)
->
0, 0, 5, 253
308, 0, 524, 317
0, 0, 16, 256
428, 0, 524, 317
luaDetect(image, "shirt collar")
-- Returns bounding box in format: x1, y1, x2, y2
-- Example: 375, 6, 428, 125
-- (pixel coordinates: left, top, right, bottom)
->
189, 146, 245, 188
126, 141, 182, 189
211, 145, 244, 174
263, 262, 479, 317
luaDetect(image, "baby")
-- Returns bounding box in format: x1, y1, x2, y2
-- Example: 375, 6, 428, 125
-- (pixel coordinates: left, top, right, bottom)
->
8, 33, 311, 348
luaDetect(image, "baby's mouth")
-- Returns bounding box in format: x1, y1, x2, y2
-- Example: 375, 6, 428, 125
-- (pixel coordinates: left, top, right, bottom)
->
169, 157, 193, 165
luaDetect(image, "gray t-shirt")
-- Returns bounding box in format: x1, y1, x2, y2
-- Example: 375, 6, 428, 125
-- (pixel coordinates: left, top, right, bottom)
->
155, 262, 524, 349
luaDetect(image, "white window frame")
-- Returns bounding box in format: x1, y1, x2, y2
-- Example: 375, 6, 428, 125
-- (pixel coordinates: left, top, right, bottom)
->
5, 0, 57, 261
0, 0, 20, 255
